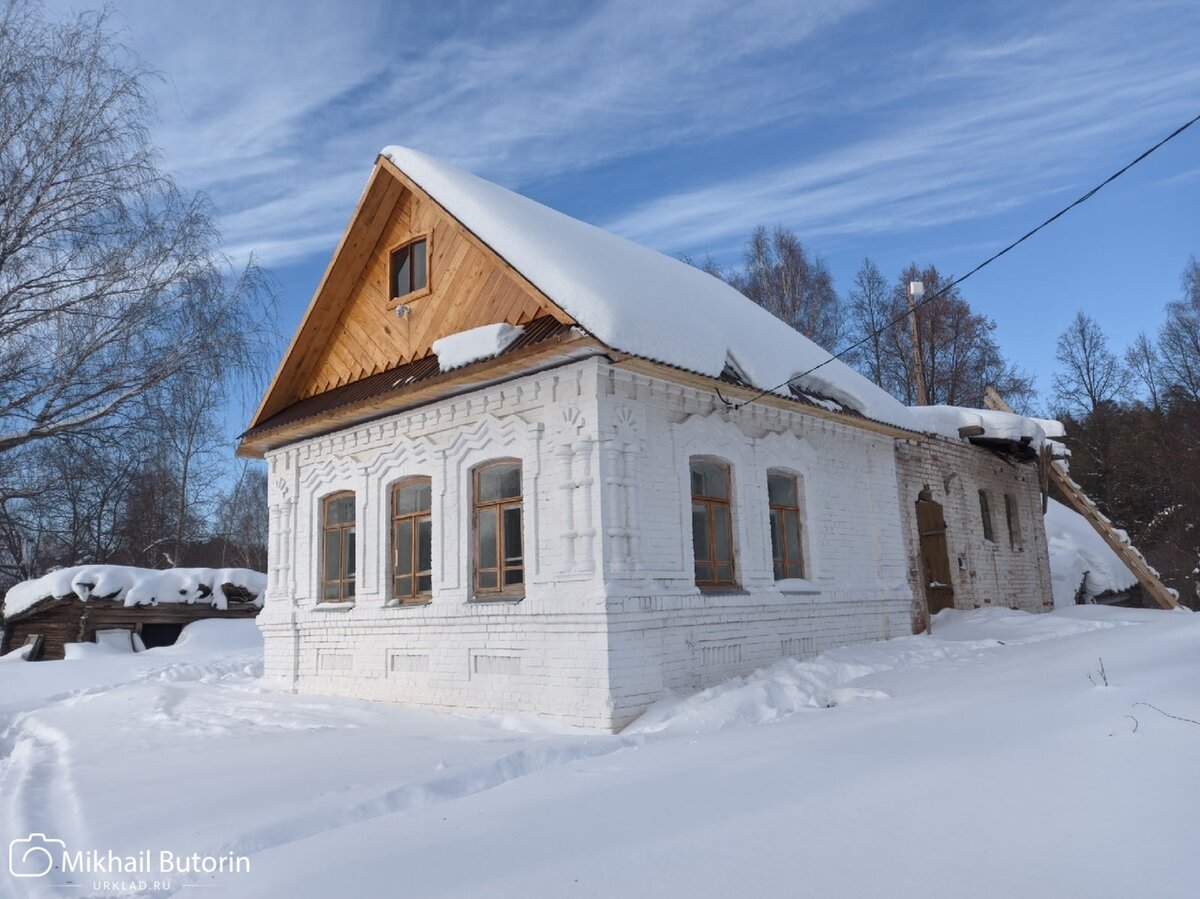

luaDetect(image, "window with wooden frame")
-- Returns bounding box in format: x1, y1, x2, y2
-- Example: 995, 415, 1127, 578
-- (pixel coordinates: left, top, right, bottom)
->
1004, 493, 1023, 551
978, 489, 995, 542
767, 470, 805, 580
690, 458, 737, 588
473, 460, 524, 598
390, 237, 428, 300
391, 477, 433, 602
321, 492, 356, 601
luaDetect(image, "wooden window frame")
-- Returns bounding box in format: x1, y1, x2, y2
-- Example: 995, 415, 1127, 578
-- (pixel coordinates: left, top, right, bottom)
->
472, 459, 524, 600
690, 458, 738, 589
321, 491, 356, 602
1004, 493, 1023, 551
978, 489, 995, 543
387, 235, 431, 306
390, 477, 433, 604
767, 470, 805, 581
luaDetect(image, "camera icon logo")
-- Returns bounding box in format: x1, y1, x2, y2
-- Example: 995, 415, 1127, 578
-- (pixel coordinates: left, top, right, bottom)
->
9, 833, 65, 878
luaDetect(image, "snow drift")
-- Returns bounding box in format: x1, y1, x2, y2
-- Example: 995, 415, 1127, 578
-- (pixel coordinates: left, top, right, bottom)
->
1044, 499, 1138, 606
2, 604, 1195, 898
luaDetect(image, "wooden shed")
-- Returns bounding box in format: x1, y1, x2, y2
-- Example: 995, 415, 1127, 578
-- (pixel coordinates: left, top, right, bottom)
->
0, 567, 265, 661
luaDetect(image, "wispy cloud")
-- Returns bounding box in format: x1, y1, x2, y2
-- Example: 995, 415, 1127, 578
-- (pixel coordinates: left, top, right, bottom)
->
50, 0, 1200, 270
1155, 166, 1200, 188
90, 0, 874, 266
604, 3, 1200, 254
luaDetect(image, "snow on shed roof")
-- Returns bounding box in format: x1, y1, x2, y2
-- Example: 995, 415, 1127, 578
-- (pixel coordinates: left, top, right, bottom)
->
2, 565, 267, 619
382, 146, 918, 431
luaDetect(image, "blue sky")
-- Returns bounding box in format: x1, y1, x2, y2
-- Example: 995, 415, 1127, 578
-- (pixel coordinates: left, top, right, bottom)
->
65, 0, 1200, 413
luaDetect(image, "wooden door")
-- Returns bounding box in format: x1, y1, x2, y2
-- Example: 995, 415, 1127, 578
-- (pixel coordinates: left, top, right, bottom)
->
915, 491, 954, 615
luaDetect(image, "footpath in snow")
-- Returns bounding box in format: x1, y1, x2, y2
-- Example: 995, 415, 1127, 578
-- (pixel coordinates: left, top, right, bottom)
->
0, 607, 1197, 898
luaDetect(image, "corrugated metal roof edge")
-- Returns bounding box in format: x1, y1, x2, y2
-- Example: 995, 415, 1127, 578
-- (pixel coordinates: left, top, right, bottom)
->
243, 322, 938, 451
241, 317, 573, 440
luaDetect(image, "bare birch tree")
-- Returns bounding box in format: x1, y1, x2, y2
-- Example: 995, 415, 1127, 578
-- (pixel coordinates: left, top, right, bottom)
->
1158, 258, 1200, 404
841, 261, 1033, 409
723, 226, 843, 350
0, 0, 273, 461
845, 258, 891, 388
0, 1, 276, 586
1052, 312, 1126, 416
1125, 332, 1164, 412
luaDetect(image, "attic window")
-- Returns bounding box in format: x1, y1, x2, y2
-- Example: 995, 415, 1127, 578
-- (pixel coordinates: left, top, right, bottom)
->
391, 237, 428, 299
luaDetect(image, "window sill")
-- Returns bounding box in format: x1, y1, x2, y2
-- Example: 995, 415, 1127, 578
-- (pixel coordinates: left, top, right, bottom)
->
387, 285, 432, 308
776, 579, 821, 595
383, 599, 432, 609
313, 601, 355, 611
697, 585, 750, 596
469, 595, 525, 604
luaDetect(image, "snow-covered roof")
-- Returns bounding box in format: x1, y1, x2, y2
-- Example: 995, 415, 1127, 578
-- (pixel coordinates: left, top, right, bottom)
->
2, 565, 267, 619
906, 406, 1064, 451
381, 147, 1065, 448
383, 147, 916, 430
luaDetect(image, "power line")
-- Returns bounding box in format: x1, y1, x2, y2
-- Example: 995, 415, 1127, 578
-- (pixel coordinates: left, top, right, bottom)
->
726, 110, 1200, 411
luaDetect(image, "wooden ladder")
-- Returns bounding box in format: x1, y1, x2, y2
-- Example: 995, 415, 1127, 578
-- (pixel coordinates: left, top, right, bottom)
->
983, 388, 1178, 610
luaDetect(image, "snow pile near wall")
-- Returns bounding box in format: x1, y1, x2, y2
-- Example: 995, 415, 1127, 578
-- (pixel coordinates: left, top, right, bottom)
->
432, 322, 524, 371
170, 618, 265, 653
0, 642, 34, 662
2, 565, 267, 619
1045, 499, 1138, 606
626, 607, 1146, 735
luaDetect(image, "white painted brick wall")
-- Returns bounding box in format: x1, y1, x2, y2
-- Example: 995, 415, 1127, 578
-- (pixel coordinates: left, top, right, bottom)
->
595, 365, 914, 727
260, 357, 616, 729
260, 355, 1053, 731
894, 437, 1053, 624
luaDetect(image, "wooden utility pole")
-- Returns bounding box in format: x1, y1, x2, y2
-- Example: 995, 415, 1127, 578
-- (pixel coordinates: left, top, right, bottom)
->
908, 280, 929, 406
983, 387, 1179, 610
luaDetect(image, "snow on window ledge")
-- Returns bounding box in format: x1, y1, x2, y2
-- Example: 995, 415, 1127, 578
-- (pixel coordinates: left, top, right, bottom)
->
775, 578, 821, 595
312, 601, 356, 611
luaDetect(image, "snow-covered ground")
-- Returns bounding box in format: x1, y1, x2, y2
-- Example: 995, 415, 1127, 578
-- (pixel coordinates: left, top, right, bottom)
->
1, 609, 1197, 898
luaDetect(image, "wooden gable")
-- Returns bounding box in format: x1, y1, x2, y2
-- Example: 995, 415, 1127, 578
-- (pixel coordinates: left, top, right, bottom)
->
248, 158, 574, 428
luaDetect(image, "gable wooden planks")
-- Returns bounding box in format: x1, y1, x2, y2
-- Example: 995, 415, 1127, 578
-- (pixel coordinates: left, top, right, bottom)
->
273, 170, 405, 411
255, 160, 575, 419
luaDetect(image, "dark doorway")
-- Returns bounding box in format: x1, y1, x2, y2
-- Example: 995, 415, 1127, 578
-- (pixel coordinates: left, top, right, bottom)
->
915, 488, 955, 619
139, 622, 185, 649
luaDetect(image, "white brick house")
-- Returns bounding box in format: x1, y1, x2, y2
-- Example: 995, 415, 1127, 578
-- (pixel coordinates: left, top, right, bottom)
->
240, 147, 1054, 730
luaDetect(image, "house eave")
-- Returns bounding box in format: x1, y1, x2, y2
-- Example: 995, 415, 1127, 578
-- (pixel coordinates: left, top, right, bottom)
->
237, 334, 608, 458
